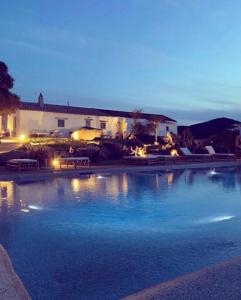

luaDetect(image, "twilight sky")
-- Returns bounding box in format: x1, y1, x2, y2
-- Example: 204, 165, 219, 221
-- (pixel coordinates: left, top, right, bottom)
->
1, 0, 241, 124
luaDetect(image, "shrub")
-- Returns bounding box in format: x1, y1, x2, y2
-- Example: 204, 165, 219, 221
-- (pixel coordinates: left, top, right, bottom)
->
99, 143, 124, 160
24, 144, 54, 167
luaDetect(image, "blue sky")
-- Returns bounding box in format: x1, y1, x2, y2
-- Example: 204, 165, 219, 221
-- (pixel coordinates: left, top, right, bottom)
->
1, 0, 241, 124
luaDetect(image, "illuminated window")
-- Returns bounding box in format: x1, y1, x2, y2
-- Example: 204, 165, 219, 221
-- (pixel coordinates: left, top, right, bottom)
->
58, 119, 65, 128
100, 121, 107, 130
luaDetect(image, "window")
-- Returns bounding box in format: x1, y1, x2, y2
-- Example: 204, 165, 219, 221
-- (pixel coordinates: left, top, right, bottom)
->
58, 119, 65, 128
85, 119, 92, 127
166, 126, 169, 132
100, 121, 107, 130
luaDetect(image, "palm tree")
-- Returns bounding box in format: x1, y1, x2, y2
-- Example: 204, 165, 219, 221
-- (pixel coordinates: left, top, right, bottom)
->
147, 116, 165, 144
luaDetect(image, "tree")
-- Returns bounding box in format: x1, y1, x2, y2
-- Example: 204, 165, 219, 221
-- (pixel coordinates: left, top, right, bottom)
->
131, 121, 146, 136
0, 61, 20, 114
147, 116, 165, 144
146, 121, 156, 136
132, 109, 143, 125
130, 109, 145, 137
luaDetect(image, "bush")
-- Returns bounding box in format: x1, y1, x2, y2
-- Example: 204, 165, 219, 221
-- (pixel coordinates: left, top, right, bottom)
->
211, 131, 237, 153
74, 145, 100, 162
99, 143, 124, 160
0, 150, 29, 166
24, 144, 54, 167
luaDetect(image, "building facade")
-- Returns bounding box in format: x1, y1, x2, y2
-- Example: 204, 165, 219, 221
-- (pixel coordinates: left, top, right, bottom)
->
0, 95, 177, 138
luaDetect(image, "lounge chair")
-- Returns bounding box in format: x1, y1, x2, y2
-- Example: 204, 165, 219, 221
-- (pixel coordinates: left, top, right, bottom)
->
156, 154, 176, 163
205, 146, 235, 159
180, 147, 212, 160
123, 154, 176, 165
123, 154, 160, 165
57, 157, 90, 169
7, 159, 39, 171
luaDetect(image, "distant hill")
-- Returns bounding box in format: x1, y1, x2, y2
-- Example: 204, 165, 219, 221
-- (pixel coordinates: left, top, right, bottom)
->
178, 117, 241, 139
190, 117, 240, 139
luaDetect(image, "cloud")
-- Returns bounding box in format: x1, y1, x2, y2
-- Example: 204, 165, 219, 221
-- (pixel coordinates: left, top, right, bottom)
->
143, 105, 241, 125
0, 19, 87, 60
1, 38, 75, 61
23, 26, 87, 47
142, 79, 241, 111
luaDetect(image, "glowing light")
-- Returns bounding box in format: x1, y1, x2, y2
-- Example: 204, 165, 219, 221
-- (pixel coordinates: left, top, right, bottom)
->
71, 178, 81, 193
211, 215, 234, 222
130, 146, 147, 157
72, 131, 79, 141
21, 208, 30, 213
71, 128, 102, 141
97, 175, 105, 179
52, 159, 60, 168
171, 149, 179, 157
0, 181, 14, 205
208, 169, 221, 176
166, 173, 174, 185
28, 205, 43, 210
197, 215, 235, 224
19, 134, 26, 141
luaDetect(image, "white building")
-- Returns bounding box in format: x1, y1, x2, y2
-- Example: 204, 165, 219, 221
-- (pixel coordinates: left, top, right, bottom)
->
1, 94, 177, 138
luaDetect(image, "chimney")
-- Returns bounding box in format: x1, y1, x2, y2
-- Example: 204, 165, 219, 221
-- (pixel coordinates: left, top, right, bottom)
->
38, 93, 44, 108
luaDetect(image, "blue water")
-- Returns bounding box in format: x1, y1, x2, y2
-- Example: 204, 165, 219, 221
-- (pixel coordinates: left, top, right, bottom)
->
1, 168, 241, 299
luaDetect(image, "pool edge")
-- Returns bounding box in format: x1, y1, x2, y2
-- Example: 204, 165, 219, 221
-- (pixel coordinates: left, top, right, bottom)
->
0, 160, 241, 181
121, 256, 241, 300
0, 245, 31, 300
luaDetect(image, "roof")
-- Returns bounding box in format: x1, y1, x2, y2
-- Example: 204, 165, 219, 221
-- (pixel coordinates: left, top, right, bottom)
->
20, 101, 176, 123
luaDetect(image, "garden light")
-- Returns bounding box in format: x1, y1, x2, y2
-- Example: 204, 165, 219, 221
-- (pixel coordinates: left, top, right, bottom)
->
52, 159, 60, 168
19, 134, 26, 141
72, 131, 79, 141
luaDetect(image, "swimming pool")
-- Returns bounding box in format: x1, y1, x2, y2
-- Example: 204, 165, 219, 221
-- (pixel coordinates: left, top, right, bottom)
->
1, 167, 241, 299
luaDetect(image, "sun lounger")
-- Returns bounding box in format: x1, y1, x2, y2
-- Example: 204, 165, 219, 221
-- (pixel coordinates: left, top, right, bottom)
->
205, 146, 235, 159
156, 155, 177, 163
7, 159, 39, 171
123, 154, 175, 165
58, 157, 90, 169
180, 147, 212, 160
123, 155, 160, 165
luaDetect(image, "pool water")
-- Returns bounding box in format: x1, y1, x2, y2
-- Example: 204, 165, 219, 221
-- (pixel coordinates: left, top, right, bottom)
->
1, 168, 241, 299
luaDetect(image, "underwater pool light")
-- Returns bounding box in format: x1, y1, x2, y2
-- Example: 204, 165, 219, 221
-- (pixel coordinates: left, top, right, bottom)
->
28, 205, 43, 210
197, 215, 235, 224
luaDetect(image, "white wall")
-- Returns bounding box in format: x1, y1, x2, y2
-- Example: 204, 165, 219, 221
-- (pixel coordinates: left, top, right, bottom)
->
9, 109, 177, 138
158, 121, 177, 136
18, 110, 120, 138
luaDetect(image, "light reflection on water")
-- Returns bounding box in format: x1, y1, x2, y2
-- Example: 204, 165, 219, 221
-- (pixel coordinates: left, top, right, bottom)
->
1, 168, 241, 299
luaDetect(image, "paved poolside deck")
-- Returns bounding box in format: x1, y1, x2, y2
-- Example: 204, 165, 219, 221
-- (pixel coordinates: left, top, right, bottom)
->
0, 160, 241, 180
0, 245, 30, 300
122, 256, 241, 300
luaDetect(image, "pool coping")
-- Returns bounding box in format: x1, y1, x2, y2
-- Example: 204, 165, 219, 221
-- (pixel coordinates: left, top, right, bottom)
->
0, 160, 240, 180
121, 255, 241, 300
0, 245, 31, 300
